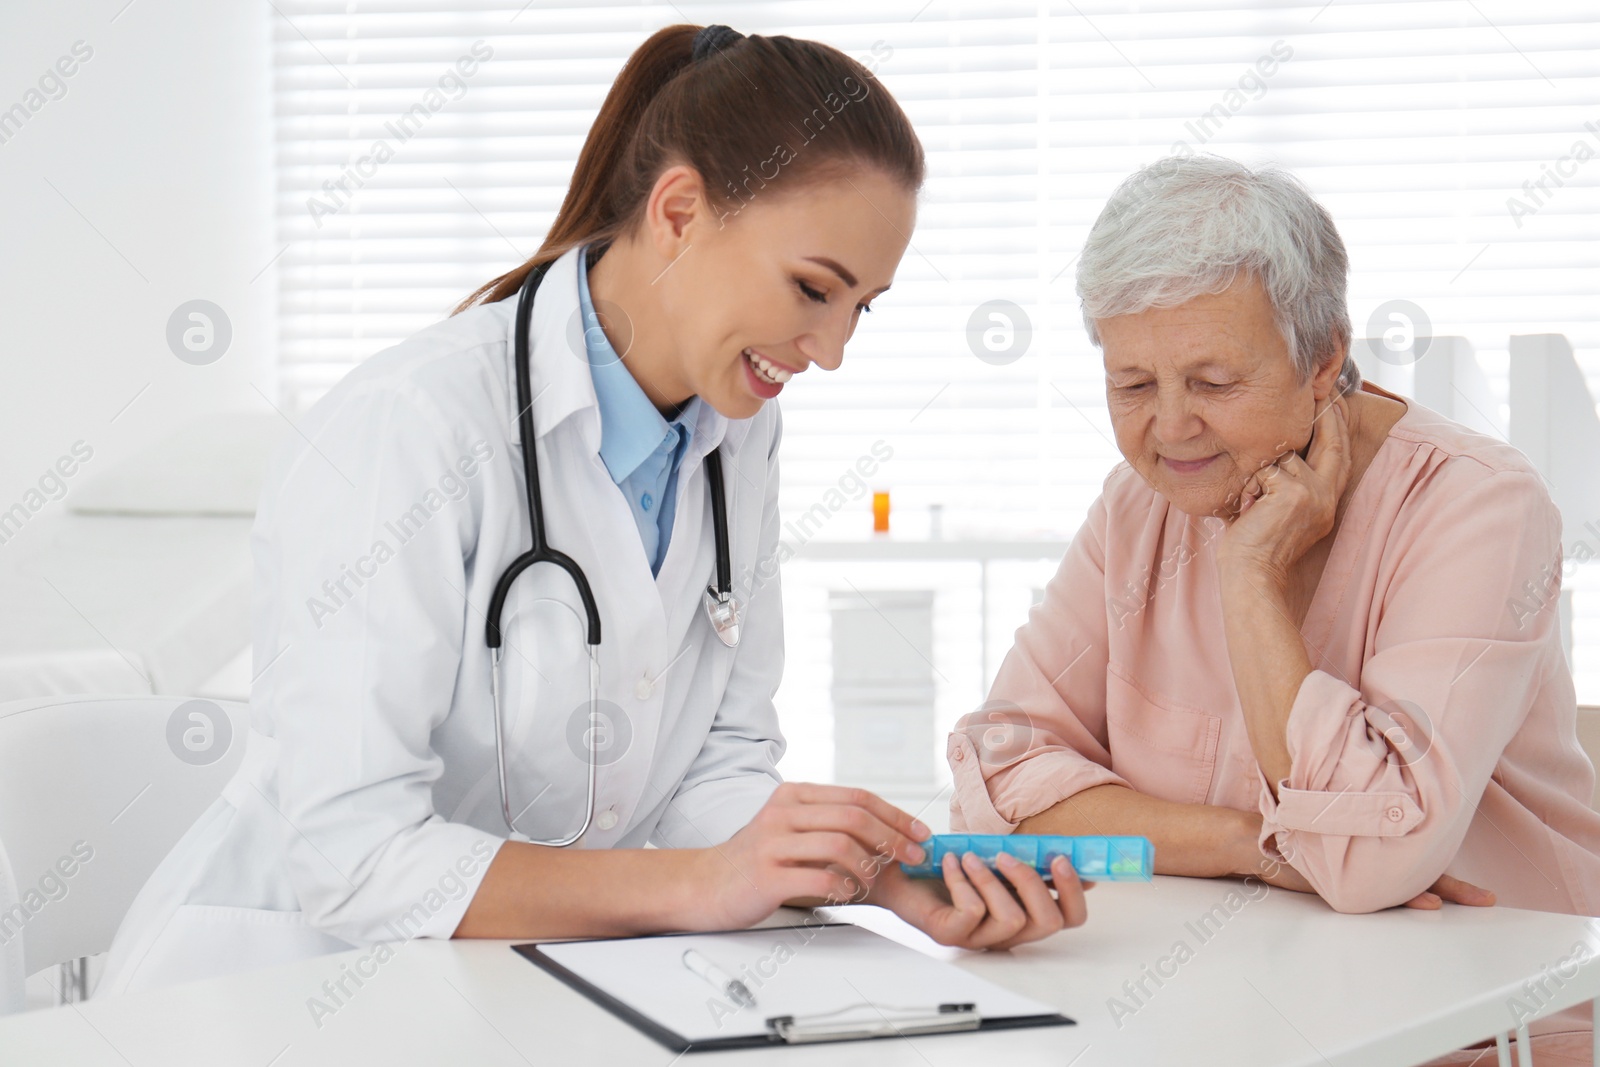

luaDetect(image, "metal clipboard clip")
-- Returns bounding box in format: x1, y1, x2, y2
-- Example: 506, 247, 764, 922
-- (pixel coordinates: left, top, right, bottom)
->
765, 1002, 980, 1044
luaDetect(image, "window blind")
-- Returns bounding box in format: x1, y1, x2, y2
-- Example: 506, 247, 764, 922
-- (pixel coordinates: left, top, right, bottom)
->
272, 1, 1600, 702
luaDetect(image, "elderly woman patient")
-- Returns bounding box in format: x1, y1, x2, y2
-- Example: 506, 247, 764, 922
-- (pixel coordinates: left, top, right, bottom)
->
950, 156, 1600, 1061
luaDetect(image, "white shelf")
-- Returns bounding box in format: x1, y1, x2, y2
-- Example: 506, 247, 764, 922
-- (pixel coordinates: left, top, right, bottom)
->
794, 538, 1068, 563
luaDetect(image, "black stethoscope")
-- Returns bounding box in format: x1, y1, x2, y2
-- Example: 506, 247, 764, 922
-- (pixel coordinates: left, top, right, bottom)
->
483, 252, 741, 845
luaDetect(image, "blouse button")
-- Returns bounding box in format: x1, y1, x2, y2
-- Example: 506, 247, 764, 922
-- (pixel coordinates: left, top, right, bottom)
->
635, 676, 653, 700
954, 748, 965, 761
640, 493, 654, 511
595, 807, 619, 831
1386, 806, 1404, 823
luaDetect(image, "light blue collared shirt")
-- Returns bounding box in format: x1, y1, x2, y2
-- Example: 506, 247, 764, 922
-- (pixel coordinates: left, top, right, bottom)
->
577, 252, 699, 577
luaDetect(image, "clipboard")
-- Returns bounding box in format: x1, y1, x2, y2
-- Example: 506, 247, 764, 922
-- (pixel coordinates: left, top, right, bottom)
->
514, 922, 1074, 1051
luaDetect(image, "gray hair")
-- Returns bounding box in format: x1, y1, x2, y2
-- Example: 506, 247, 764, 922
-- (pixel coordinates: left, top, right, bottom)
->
1076, 155, 1360, 395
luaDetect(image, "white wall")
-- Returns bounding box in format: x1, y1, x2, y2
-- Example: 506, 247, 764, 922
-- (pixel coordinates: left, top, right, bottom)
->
0, 1, 275, 524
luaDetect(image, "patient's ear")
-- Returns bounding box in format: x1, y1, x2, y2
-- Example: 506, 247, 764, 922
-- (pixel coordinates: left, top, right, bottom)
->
1310, 345, 1347, 401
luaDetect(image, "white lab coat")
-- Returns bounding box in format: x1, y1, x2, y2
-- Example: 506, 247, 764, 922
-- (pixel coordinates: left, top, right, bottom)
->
97, 247, 787, 996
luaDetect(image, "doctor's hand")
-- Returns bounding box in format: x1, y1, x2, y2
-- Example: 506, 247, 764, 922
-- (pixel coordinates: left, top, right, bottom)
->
687, 783, 932, 932
865, 851, 1091, 951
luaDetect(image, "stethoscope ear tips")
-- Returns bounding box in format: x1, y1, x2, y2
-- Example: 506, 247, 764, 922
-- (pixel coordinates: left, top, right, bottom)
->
703, 586, 742, 648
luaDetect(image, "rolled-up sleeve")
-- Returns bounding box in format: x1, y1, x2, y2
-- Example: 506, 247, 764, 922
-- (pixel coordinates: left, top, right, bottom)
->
1256, 467, 1564, 913
652, 411, 785, 848
949, 490, 1130, 833
255, 383, 505, 944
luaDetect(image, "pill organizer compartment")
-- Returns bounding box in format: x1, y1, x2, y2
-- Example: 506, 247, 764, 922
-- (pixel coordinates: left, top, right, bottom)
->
899, 834, 1153, 882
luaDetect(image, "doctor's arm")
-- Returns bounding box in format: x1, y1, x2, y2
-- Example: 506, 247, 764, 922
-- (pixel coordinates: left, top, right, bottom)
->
669, 412, 1091, 948
462, 421, 1090, 945
456, 783, 931, 938
457, 412, 929, 938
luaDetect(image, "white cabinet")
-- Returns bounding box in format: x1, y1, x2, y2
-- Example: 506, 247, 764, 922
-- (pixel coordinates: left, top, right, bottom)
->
829, 590, 936, 788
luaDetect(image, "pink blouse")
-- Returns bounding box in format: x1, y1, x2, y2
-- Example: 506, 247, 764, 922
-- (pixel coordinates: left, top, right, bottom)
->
949, 387, 1600, 921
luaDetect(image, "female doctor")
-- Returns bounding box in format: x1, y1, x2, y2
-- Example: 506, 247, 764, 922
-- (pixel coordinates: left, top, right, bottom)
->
99, 25, 1088, 996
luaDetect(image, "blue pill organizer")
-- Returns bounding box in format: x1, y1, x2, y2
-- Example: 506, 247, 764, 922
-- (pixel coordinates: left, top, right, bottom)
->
899, 834, 1154, 882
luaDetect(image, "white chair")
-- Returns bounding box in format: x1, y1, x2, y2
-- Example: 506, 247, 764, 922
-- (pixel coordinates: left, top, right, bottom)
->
1409, 336, 1505, 439
1356, 331, 1600, 665
1509, 334, 1600, 663
0, 694, 248, 1014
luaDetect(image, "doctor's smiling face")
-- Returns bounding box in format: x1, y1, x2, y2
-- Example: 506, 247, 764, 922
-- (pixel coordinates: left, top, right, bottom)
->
586, 162, 915, 421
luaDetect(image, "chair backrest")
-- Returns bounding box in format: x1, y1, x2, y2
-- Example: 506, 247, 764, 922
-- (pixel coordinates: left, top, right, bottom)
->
0, 694, 248, 1012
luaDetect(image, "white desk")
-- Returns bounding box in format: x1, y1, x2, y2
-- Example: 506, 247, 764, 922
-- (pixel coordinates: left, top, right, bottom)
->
3, 876, 1598, 1066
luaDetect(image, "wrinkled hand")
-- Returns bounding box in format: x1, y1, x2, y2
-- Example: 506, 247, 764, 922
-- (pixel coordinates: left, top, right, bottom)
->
1257, 860, 1495, 911
1217, 394, 1352, 584
1401, 873, 1496, 911
865, 851, 1092, 951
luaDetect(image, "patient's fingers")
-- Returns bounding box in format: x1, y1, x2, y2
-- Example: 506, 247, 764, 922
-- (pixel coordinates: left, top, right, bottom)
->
1428, 873, 1496, 907
938, 852, 987, 932
1051, 857, 1090, 929
1402, 891, 1442, 910
994, 852, 1063, 932
959, 852, 1029, 946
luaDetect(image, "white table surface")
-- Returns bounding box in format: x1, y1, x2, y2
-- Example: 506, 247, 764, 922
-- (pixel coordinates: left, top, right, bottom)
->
4, 875, 1598, 1067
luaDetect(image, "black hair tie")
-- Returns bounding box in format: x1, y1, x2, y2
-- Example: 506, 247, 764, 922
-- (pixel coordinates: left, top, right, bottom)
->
692, 24, 745, 63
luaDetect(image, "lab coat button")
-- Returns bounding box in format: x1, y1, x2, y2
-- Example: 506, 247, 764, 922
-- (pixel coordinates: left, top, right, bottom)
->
596, 808, 618, 831
1386, 806, 1404, 823
635, 676, 653, 700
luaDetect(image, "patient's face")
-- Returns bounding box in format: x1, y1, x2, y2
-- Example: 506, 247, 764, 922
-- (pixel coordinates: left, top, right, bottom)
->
1097, 274, 1325, 519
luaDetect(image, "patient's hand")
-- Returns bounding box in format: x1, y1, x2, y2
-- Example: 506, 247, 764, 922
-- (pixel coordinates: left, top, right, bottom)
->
1217, 393, 1351, 586
1255, 860, 1494, 911
866, 851, 1092, 951
1400, 873, 1496, 910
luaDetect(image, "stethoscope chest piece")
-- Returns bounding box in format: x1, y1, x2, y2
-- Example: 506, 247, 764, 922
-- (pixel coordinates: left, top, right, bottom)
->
703, 587, 742, 647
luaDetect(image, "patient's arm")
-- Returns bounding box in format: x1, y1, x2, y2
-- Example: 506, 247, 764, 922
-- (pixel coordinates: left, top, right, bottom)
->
1018, 782, 1494, 910
1015, 783, 1262, 879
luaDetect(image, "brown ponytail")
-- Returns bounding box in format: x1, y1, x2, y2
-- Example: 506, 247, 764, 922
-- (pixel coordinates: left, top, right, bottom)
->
451, 24, 924, 315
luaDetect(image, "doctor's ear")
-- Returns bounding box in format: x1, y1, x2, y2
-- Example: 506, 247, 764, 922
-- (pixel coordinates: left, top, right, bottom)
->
641, 163, 714, 255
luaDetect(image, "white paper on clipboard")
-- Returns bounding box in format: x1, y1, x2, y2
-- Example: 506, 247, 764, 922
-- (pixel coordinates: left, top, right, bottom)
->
532, 922, 1063, 1044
